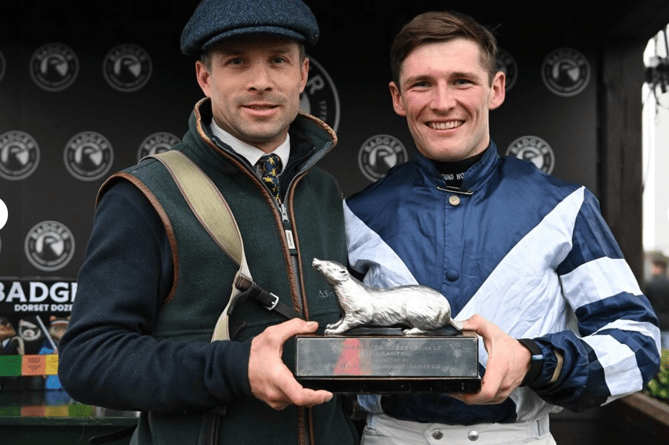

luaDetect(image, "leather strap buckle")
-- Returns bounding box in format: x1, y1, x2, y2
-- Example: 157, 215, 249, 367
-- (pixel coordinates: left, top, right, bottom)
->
265, 293, 280, 311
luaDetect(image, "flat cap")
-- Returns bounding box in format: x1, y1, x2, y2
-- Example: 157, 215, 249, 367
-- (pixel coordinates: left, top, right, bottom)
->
181, 0, 319, 57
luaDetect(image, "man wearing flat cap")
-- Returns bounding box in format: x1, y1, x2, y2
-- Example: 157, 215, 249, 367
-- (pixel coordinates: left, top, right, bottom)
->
58, 1, 358, 444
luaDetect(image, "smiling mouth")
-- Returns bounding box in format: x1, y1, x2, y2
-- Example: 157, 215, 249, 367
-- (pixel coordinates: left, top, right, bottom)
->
429, 121, 464, 130
244, 104, 279, 111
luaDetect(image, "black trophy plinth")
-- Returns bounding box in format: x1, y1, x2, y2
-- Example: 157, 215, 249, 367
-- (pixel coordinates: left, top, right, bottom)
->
294, 327, 481, 393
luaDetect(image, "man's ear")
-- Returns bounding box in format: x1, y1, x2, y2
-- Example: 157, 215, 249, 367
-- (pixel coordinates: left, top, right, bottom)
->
389, 81, 407, 117
489, 71, 506, 111
195, 60, 212, 97
299, 57, 310, 94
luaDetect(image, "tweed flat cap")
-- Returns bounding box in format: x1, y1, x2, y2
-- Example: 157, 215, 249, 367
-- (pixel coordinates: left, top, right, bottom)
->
181, 0, 319, 57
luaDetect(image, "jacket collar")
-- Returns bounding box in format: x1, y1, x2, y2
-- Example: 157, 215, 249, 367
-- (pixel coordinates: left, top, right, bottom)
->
188, 98, 337, 172
413, 141, 501, 192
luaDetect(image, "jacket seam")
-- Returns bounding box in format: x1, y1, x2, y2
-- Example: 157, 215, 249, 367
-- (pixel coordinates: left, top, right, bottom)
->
286, 177, 309, 320
99, 171, 180, 305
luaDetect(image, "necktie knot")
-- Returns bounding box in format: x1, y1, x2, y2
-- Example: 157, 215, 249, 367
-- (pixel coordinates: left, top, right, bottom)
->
258, 154, 282, 201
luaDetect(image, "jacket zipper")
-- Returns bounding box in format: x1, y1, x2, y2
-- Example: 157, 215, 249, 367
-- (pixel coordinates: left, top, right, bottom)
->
273, 145, 333, 445
205, 130, 335, 445
276, 140, 335, 321
279, 201, 304, 316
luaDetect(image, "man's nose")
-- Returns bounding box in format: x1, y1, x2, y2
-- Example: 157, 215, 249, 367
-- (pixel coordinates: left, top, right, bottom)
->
248, 62, 273, 92
431, 83, 455, 110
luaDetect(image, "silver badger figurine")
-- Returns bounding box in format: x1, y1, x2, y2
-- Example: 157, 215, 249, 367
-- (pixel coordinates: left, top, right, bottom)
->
313, 258, 463, 336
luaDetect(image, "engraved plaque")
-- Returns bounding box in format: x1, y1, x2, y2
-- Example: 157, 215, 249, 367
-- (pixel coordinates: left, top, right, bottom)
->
295, 330, 480, 393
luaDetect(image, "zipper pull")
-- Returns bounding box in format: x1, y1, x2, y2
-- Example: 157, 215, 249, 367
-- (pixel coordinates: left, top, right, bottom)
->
280, 203, 297, 253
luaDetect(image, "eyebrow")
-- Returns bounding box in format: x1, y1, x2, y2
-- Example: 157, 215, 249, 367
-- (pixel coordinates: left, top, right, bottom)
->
402, 70, 482, 86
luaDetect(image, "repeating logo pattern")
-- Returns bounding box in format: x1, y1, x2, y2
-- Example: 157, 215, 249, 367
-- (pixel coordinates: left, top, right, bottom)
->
103, 44, 153, 92
496, 48, 518, 92
63, 131, 114, 181
0, 131, 40, 181
24, 221, 75, 272
29, 43, 79, 92
137, 132, 180, 162
358, 134, 408, 182
542, 48, 590, 97
506, 136, 555, 174
300, 56, 340, 132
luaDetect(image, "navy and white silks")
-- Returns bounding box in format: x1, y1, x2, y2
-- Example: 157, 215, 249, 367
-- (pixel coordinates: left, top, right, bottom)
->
344, 142, 661, 425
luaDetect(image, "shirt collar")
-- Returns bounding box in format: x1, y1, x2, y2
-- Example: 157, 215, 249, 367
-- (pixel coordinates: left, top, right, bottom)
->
414, 141, 500, 190
210, 119, 290, 171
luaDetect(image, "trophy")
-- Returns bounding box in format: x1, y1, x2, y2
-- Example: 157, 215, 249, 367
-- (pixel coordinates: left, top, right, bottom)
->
294, 259, 481, 393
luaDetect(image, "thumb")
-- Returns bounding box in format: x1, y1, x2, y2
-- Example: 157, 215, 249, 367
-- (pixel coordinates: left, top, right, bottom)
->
278, 318, 319, 339
301, 320, 319, 333
459, 314, 489, 333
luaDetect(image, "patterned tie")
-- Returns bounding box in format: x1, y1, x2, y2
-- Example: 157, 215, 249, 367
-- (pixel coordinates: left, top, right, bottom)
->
258, 154, 282, 201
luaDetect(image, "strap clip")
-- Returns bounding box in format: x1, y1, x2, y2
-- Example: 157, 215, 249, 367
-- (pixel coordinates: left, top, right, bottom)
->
227, 281, 302, 325
265, 293, 280, 311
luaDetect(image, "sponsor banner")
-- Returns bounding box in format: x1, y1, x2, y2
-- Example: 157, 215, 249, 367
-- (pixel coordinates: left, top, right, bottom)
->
137, 132, 180, 162
0, 355, 57, 377
0, 278, 75, 390
358, 134, 408, 182
29, 43, 79, 92
300, 56, 340, 132
63, 131, 114, 181
0, 278, 77, 317
0, 131, 40, 181
506, 135, 555, 174
24, 221, 75, 272
103, 43, 152, 92
542, 48, 590, 97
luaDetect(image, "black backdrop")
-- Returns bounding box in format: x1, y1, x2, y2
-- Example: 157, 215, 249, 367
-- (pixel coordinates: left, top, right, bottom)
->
0, 1, 599, 280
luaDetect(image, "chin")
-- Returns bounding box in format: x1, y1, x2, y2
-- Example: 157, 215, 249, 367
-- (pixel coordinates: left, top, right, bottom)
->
418, 148, 460, 162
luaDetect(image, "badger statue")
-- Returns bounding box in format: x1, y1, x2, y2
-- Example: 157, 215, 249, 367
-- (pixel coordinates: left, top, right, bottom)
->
312, 258, 463, 336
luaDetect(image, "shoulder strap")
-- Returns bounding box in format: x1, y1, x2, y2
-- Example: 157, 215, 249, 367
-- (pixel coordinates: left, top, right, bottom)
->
149, 150, 249, 341
149, 151, 247, 269
148, 151, 301, 342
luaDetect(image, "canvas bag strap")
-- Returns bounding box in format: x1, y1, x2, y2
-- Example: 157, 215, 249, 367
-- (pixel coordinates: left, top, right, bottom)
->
148, 150, 250, 341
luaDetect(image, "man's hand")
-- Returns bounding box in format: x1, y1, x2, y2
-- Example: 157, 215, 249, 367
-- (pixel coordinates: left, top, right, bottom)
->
248, 318, 333, 410
450, 314, 531, 405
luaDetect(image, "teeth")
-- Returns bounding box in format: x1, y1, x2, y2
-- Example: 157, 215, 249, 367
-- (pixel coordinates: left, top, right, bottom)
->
429, 121, 462, 130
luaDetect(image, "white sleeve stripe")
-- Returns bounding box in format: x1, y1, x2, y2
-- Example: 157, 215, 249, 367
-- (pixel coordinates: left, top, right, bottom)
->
595, 320, 661, 355
343, 202, 418, 288
596, 319, 658, 337
582, 335, 644, 395
560, 257, 643, 309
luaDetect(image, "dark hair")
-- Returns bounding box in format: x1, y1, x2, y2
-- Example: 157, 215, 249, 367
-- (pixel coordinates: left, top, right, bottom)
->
390, 11, 498, 87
